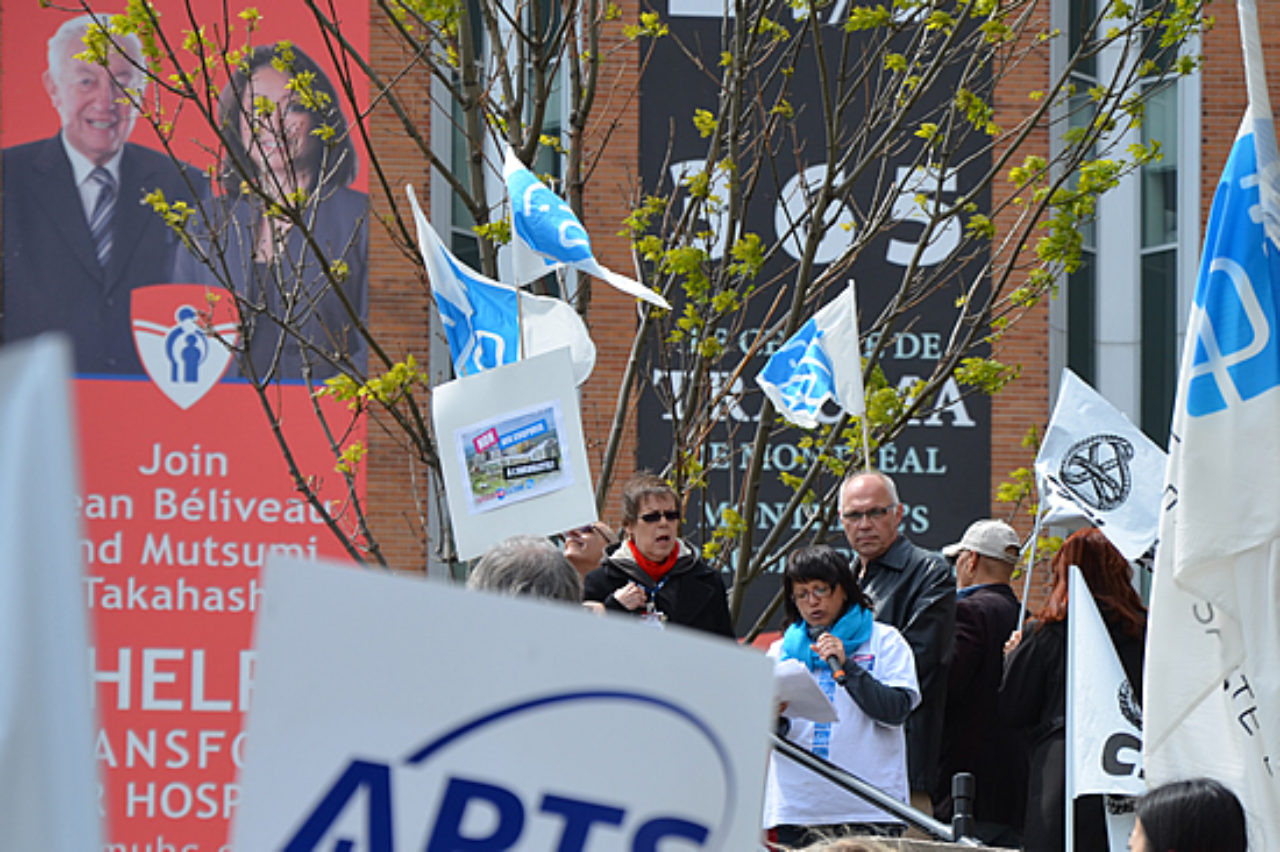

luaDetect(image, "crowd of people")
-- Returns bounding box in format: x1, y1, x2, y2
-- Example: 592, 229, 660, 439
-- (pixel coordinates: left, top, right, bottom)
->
5, 13, 1252, 851
466, 467, 1252, 851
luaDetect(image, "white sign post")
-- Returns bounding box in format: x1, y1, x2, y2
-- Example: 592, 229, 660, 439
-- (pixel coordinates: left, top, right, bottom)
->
232, 556, 775, 850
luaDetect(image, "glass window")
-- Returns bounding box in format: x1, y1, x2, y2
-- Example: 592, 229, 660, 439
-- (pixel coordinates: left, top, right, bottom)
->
1069, 0, 1097, 78
1141, 248, 1177, 441
1067, 250, 1097, 385
1139, 71, 1179, 441
1141, 83, 1179, 248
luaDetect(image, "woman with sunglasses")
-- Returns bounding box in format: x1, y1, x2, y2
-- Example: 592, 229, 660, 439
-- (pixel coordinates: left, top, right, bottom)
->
764, 546, 920, 845
582, 473, 733, 637
562, 521, 617, 579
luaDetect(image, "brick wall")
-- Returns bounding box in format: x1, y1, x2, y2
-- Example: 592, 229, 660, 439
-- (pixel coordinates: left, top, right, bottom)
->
574, 0, 643, 530
364, 14, 436, 572
989, 1, 1053, 612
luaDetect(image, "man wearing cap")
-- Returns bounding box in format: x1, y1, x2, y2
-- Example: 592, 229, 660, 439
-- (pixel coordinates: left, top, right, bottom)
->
932, 519, 1025, 846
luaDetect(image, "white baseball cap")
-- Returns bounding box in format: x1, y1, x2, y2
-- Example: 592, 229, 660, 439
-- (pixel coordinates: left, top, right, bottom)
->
942, 519, 1021, 564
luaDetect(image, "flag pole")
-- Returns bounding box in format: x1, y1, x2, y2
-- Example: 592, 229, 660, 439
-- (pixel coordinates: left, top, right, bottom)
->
1017, 502, 1046, 629
1064, 565, 1080, 852
516, 274, 525, 360
848, 280, 872, 471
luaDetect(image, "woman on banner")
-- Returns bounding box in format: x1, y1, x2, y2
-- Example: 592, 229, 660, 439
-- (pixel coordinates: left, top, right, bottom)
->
173, 43, 368, 380
763, 546, 920, 845
998, 527, 1148, 850
581, 473, 733, 636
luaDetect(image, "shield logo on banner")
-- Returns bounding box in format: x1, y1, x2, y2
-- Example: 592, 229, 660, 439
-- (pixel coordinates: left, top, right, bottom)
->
131, 285, 240, 409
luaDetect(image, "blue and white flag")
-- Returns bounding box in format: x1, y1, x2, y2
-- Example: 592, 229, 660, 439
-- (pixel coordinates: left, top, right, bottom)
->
1145, 1, 1280, 843
756, 285, 865, 429
503, 148, 671, 310
407, 186, 596, 385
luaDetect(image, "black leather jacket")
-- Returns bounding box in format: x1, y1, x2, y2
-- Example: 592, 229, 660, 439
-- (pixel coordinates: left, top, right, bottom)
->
856, 534, 956, 791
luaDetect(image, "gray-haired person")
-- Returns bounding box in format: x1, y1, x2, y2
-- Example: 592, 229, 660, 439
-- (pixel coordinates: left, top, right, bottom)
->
468, 535, 583, 603
3, 14, 207, 374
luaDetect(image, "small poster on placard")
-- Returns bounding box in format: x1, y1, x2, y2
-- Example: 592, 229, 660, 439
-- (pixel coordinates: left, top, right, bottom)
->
433, 347, 596, 559
457, 401, 573, 513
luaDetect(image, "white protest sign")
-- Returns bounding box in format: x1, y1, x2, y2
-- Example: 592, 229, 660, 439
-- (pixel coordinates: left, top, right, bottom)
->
433, 347, 596, 559
0, 336, 102, 850
232, 556, 775, 850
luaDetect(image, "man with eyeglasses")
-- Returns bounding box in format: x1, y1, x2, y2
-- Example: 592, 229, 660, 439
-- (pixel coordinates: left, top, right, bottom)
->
838, 470, 955, 819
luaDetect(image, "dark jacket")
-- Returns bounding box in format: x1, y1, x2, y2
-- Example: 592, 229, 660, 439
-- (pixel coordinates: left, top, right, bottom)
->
170, 185, 369, 379
856, 534, 955, 791
933, 582, 1025, 827
583, 540, 734, 638
998, 617, 1146, 851
3, 136, 207, 374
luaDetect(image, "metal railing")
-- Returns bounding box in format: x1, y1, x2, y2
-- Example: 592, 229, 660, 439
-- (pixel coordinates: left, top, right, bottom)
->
771, 733, 983, 846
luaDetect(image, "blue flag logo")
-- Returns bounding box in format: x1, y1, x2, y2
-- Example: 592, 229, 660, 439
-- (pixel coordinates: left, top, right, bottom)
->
1187, 122, 1280, 417
435, 252, 520, 376
507, 166, 595, 265
758, 318, 837, 422
755, 286, 864, 429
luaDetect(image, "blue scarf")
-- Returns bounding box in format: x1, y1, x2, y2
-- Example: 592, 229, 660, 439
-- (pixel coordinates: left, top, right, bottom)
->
780, 604, 873, 672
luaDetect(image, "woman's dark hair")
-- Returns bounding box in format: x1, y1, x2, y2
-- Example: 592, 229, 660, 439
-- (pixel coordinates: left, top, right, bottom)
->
1034, 527, 1146, 639
1135, 777, 1247, 852
218, 44, 358, 194
782, 546, 873, 627
619, 472, 680, 528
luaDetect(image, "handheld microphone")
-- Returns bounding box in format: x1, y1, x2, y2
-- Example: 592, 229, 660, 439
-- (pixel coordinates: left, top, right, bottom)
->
808, 625, 847, 683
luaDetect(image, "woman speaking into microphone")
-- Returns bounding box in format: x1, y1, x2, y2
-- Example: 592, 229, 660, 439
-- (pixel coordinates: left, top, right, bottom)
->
764, 546, 920, 845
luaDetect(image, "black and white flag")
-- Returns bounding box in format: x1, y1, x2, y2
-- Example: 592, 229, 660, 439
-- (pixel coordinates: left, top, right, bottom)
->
1034, 369, 1166, 560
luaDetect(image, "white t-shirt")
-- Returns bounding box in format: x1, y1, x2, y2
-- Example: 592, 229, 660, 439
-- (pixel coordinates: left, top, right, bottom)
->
762, 621, 920, 828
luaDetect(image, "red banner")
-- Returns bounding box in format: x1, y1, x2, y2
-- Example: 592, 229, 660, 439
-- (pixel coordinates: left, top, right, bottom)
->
2, 3, 372, 847
79, 378, 363, 849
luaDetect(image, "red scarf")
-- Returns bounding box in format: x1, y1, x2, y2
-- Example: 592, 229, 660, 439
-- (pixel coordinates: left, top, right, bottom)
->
628, 540, 679, 582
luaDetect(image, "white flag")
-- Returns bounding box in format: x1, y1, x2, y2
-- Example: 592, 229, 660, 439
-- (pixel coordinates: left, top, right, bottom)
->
1033, 369, 1166, 560
407, 185, 597, 385
503, 148, 671, 310
1144, 1, 1280, 845
755, 284, 866, 429
1066, 566, 1142, 850
0, 336, 102, 850
1066, 566, 1145, 798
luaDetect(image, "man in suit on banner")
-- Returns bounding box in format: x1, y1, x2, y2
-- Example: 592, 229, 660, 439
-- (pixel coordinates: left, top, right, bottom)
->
2, 14, 206, 375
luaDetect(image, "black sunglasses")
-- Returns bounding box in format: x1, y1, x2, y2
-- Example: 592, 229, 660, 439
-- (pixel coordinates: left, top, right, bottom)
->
568, 524, 610, 542
639, 510, 681, 524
